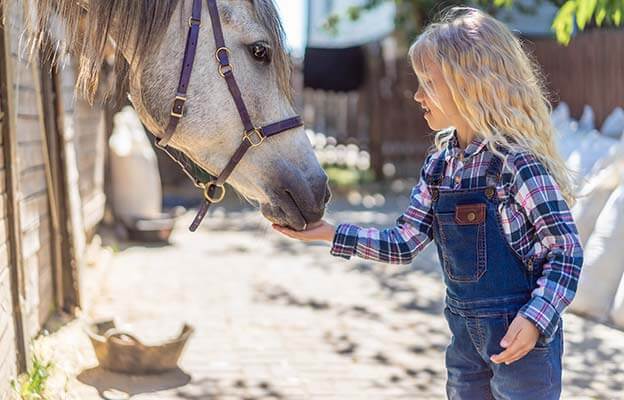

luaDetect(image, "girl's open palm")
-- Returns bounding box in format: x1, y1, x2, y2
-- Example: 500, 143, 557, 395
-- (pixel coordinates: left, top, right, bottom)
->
272, 220, 335, 242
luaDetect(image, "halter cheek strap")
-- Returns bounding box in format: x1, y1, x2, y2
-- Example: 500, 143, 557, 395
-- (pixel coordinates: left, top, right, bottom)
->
158, 0, 202, 147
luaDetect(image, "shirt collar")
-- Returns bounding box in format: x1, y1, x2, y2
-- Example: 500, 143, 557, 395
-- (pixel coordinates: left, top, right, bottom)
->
445, 129, 489, 161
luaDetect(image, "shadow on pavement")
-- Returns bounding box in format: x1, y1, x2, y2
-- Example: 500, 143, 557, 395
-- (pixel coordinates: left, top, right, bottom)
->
77, 367, 191, 398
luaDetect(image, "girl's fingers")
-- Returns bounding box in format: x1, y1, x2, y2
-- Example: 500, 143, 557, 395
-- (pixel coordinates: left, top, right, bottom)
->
500, 344, 529, 364
504, 349, 531, 364
272, 222, 333, 242
491, 336, 526, 364
272, 224, 307, 240
491, 344, 517, 364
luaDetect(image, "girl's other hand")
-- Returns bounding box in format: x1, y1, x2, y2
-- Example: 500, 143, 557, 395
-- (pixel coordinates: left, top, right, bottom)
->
490, 314, 540, 365
272, 220, 335, 243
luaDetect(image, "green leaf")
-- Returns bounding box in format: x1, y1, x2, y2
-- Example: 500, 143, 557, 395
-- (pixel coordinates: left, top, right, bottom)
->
494, 0, 514, 7
613, 5, 623, 25
576, 0, 597, 29
595, 0, 608, 25
552, 1, 578, 45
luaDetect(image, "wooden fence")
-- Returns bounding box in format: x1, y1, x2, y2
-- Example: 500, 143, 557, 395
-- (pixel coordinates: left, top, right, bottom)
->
298, 29, 624, 178
527, 29, 624, 126
0, 0, 107, 389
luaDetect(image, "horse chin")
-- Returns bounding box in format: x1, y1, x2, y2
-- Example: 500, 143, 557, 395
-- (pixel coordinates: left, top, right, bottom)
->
256, 176, 329, 231
260, 202, 308, 231
260, 188, 328, 231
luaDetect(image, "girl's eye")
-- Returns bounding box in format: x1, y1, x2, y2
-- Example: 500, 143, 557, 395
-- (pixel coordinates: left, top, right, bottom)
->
249, 42, 272, 63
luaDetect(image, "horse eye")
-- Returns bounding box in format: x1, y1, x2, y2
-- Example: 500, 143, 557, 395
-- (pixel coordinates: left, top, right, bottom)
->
249, 42, 271, 63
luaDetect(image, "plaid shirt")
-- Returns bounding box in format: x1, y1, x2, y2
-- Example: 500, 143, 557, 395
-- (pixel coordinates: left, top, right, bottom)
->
331, 132, 584, 338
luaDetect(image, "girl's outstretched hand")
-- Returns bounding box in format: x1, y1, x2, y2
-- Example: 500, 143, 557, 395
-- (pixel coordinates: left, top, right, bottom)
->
272, 220, 336, 243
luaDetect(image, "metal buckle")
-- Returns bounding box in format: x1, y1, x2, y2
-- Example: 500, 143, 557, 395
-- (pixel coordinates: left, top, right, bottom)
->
171, 95, 186, 118
188, 17, 201, 27
203, 182, 226, 203
218, 64, 233, 77
243, 128, 265, 147
215, 47, 231, 62
216, 47, 233, 77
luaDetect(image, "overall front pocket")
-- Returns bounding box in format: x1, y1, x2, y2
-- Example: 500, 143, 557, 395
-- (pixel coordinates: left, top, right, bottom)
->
435, 203, 487, 282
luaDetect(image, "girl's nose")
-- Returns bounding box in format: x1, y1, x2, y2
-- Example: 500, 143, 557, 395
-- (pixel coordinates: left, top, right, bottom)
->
414, 90, 423, 103
414, 86, 424, 102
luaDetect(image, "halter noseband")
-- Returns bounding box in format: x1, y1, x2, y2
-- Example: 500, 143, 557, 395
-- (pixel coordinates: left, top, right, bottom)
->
154, 0, 304, 231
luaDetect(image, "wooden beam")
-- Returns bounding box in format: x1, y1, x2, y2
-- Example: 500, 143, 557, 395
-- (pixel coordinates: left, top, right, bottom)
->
50, 65, 81, 313
0, 0, 30, 373
33, 46, 64, 313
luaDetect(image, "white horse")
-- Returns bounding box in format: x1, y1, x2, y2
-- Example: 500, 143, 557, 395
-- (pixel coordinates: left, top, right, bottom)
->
29, 0, 329, 230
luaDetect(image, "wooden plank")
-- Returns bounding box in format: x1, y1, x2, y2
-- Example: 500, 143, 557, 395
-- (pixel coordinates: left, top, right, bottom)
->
0, 218, 10, 247
0, 241, 10, 270
37, 49, 64, 313
15, 116, 44, 143
18, 167, 46, 200
0, 0, 29, 373
19, 192, 47, 232
17, 141, 45, 171
21, 217, 50, 260
82, 191, 105, 231
33, 50, 63, 312
0, 194, 9, 219
51, 63, 81, 312
29, 49, 60, 322
12, 87, 40, 118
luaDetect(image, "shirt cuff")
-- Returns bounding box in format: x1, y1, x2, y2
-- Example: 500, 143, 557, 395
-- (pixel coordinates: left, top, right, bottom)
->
329, 223, 361, 259
519, 296, 561, 339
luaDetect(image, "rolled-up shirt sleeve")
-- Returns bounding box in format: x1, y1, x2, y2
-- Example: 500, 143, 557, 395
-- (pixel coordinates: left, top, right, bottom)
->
330, 153, 436, 264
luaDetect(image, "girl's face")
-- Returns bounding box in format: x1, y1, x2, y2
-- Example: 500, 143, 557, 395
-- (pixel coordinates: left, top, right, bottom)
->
413, 57, 464, 132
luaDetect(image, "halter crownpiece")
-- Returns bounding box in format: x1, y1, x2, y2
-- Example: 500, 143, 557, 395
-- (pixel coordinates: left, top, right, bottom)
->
154, 0, 304, 232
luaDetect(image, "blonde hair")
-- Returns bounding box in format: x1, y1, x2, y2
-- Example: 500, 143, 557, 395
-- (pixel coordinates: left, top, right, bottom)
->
408, 7, 578, 207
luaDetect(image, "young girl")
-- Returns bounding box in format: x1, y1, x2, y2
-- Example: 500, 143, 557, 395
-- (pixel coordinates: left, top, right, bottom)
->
273, 6, 583, 400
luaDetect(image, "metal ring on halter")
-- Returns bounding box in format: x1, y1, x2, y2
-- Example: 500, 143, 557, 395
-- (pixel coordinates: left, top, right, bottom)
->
243, 127, 265, 147
216, 47, 233, 76
203, 182, 226, 203
218, 64, 233, 77
215, 46, 231, 62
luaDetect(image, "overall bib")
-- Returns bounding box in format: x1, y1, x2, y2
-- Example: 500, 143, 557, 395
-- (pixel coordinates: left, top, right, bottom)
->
428, 150, 563, 400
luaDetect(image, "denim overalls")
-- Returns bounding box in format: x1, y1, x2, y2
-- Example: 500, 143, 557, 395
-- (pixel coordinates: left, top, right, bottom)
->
427, 148, 563, 400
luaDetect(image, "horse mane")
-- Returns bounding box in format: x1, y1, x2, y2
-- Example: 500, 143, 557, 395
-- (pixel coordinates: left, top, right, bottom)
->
27, 0, 292, 105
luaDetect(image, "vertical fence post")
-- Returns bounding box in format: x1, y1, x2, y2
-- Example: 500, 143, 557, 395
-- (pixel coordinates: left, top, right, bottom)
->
0, 0, 30, 373
365, 42, 385, 180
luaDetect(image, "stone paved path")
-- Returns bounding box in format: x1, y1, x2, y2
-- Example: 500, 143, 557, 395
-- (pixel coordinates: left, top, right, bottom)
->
37, 195, 624, 399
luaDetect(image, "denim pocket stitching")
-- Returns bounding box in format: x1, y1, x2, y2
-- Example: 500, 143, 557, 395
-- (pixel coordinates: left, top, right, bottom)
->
437, 210, 488, 283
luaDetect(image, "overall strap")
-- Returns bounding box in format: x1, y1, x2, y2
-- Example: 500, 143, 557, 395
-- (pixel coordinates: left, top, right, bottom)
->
426, 149, 447, 186
427, 149, 447, 202
483, 143, 509, 200
485, 153, 503, 186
